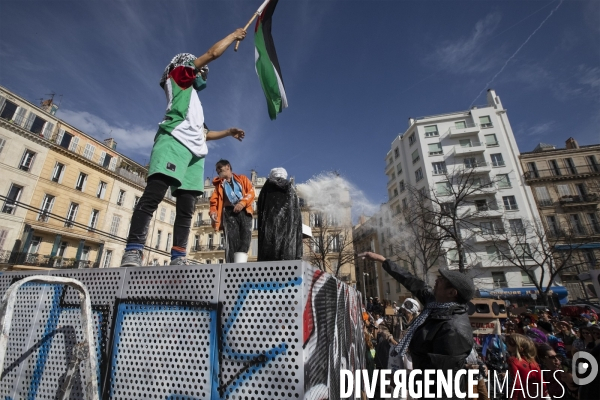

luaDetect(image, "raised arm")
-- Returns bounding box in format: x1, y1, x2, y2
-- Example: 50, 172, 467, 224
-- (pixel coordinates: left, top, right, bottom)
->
194, 28, 247, 68
206, 128, 245, 141
358, 252, 434, 305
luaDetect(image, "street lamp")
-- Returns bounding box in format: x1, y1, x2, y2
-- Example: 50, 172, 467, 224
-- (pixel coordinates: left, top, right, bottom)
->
362, 272, 369, 304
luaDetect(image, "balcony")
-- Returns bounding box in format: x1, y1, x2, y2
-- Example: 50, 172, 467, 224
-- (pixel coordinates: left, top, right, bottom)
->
193, 219, 212, 227
0, 251, 97, 269
462, 161, 492, 174
447, 123, 480, 138
454, 142, 486, 156
193, 245, 225, 252
559, 194, 600, 209
523, 164, 600, 182
469, 202, 504, 218
464, 183, 497, 197
474, 228, 505, 243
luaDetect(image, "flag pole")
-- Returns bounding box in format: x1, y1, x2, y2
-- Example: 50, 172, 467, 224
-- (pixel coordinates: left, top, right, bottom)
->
234, 0, 271, 52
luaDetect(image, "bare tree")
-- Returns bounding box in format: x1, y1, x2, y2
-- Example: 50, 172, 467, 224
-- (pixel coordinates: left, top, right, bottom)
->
304, 213, 356, 279
405, 162, 508, 273
485, 218, 584, 306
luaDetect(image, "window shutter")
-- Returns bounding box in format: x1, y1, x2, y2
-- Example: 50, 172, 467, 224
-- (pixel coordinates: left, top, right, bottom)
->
69, 136, 79, 151
56, 129, 65, 144
41, 121, 54, 139
98, 151, 106, 166
535, 186, 551, 201
24, 112, 36, 130
109, 157, 117, 171
14, 108, 27, 126
556, 184, 571, 197
0, 95, 6, 111
425, 125, 437, 133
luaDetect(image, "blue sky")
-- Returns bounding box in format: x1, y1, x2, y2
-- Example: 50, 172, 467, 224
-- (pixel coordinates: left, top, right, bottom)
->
1, 0, 598, 211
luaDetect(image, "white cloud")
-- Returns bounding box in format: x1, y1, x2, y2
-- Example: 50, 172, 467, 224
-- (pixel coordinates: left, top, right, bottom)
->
426, 12, 503, 74
57, 109, 156, 161
579, 65, 600, 88
525, 121, 556, 137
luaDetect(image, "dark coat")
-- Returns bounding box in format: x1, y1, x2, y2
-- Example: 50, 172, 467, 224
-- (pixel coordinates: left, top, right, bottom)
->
383, 259, 474, 399
257, 178, 303, 261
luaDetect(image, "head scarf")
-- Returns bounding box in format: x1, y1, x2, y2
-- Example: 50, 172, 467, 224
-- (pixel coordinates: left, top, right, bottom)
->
160, 53, 198, 88
269, 167, 288, 180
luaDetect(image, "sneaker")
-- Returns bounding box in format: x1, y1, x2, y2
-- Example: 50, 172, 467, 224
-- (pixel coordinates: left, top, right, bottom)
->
120, 249, 143, 267
169, 257, 203, 266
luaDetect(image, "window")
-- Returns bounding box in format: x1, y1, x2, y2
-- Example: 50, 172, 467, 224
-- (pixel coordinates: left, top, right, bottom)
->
487, 246, 502, 262
428, 143, 443, 156
412, 149, 420, 164
159, 207, 166, 221
526, 162, 539, 177
535, 186, 552, 206
484, 134, 498, 146
409, 133, 416, 145
38, 194, 55, 222
155, 230, 162, 249
447, 249, 459, 264
402, 198, 408, 209
133, 196, 140, 210
480, 221, 495, 235
491, 272, 508, 288
24, 113, 47, 134
424, 125, 439, 137
330, 234, 341, 252
475, 199, 489, 212
556, 184, 572, 197
497, 174, 511, 188
2, 184, 23, 214
587, 155, 599, 173
490, 153, 504, 167
19, 150, 36, 172
570, 214, 584, 235
399, 180, 405, 192
397, 163, 403, 174
170, 210, 176, 225
440, 202, 453, 214
310, 213, 323, 227
415, 168, 423, 181
98, 152, 112, 168
0, 100, 18, 120
582, 249, 597, 269
455, 121, 467, 129
431, 161, 446, 175
82, 143, 96, 160
102, 250, 113, 268
502, 196, 518, 211
0, 230, 7, 251
166, 233, 172, 252
117, 190, 126, 206
509, 219, 524, 234
110, 215, 121, 235
549, 160, 561, 176
0, 136, 5, 156
515, 244, 532, 260
463, 157, 477, 169
393, 188, 398, 197
65, 203, 79, 227
565, 158, 577, 175
253, 217, 259, 230
546, 215, 559, 236
97, 181, 107, 199
588, 213, 600, 234
521, 271, 534, 286
436, 182, 451, 196
459, 139, 472, 148
75, 172, 87, 191
208, 233, 214, 247
56, 130, 74, 149
479, 116, 493, 128
51, 162, 65, 183
394, 148, 400, 158
194, 235, 200, 250
89, 209, 100, 229
28, 236, 42, 254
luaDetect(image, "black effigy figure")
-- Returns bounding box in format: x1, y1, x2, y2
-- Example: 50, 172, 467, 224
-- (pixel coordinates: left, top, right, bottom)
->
257, 168, 303, 261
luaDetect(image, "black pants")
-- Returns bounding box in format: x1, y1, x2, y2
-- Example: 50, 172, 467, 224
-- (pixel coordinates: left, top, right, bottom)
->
127, 175, 197, 251
222, 207, 252, 263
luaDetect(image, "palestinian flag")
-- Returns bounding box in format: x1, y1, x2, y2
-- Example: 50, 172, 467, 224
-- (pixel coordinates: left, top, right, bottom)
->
255, 0, 287, 120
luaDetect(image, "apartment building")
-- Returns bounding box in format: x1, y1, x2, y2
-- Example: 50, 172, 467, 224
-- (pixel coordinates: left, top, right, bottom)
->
0, 86, 175, 269
520, 138, 600, 299
353, 209, 410, 303
383, 89, 556, 300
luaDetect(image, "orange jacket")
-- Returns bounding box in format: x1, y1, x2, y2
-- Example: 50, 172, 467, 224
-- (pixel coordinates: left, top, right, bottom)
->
209, 173, 255, 231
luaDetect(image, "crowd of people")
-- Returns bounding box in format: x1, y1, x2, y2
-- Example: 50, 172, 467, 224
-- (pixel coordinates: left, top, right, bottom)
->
358, 252, 600, 400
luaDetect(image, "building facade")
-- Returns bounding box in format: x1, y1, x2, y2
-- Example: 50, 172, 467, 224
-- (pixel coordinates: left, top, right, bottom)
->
0, 86, 175, 269
383, 89, 550, 294
520, 138, 600, 299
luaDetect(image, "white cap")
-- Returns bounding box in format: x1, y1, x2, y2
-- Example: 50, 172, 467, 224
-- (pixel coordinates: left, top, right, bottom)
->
401, 298, 421, 314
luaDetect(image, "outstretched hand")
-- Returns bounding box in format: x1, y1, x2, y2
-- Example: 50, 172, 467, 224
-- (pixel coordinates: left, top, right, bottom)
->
229, 128, 245, 141
357, 252, 386, 263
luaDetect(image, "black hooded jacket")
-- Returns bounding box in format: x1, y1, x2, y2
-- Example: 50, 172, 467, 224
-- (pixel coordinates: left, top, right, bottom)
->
257, 177, 303, 261
383, 259, 473, 398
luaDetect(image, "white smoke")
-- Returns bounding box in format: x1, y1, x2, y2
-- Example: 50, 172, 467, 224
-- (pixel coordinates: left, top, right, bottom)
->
296, 172, 380, 224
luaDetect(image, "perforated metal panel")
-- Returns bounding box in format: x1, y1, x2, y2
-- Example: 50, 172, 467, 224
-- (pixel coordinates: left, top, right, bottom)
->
0, 262, 364, 400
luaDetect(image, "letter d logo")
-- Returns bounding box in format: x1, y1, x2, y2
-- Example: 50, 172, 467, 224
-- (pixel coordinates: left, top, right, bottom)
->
573, 351, 599, 385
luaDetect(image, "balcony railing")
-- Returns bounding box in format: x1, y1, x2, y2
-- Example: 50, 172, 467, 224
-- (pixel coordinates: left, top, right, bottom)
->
0, 251, 97, 268
192, 245, 225, 252
193, 220, 212, 227
116, 167, 147, 187
559, 194, 600, 206
524, 165, 600, 180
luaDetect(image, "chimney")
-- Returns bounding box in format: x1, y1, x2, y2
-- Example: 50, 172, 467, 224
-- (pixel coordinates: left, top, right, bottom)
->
408, 117, 415, 127
250, 169, 257, 184
486, 88, 502, 109
565, 137, 580, 149
40, 98, 59, 115
104, 138, 117, 150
